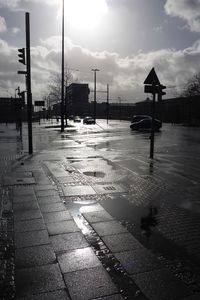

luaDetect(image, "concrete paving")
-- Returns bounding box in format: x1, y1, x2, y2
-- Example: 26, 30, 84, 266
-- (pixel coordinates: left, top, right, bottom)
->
1, 121, 200, 299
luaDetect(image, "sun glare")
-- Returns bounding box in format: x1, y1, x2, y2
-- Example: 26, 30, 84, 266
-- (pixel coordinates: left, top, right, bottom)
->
65, 0, 108, 30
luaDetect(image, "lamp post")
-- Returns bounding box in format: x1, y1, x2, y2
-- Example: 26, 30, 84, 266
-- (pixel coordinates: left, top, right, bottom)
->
91, 68, 99, 123
61, 0, 65, 132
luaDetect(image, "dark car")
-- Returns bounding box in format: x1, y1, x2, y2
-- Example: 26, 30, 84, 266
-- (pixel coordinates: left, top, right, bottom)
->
73, 116, 81, 122
83, 116, 95, 124
130, 115, 162, 131
68, 115, 74, 120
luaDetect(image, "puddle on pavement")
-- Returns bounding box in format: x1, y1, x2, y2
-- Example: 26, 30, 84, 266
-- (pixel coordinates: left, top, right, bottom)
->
83, 171, 105, 178
65, 198, 145, 299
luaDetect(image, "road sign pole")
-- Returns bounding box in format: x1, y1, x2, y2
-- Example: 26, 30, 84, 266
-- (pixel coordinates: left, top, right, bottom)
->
26, 12, 33, 154
107, 84, 109, 124
150, 86, 156, 159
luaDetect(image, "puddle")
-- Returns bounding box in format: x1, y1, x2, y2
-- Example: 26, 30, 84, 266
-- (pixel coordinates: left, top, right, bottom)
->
83, 171, 105, 178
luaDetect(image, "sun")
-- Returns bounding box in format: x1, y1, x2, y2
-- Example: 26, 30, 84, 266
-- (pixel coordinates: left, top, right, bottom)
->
65, 0, 108, 30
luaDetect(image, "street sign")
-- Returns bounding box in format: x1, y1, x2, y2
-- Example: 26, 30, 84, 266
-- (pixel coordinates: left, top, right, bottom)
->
34, 100, 45, 106
144, 68, 160, 85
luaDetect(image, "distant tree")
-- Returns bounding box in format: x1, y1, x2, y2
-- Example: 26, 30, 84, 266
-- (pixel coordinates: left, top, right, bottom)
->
47, 66, 74, 105
182, 72, 200, 97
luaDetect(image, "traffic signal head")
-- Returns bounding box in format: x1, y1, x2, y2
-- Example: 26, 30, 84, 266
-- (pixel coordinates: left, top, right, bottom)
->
18, 48, 25, 65
160, 85, 166, 96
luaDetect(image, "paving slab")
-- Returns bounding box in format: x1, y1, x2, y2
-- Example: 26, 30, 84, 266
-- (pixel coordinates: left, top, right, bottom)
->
115, 248, 163, 275
101, 233, 143, 253
37, 195, 61, 204
15, 229, 49, 248
47, 220, 80, 235
13, 201, 39, 212
181, 294, 200, 300
16, 289, 70, 300
50, 232, 89, 253
34, 184, 57, 191
13, 187, 35, 196
43, 211, 72, 223
15, 263, 65, 298
15, 244, 56, 269
92, 184, 126, 194
35, 189, 59, 197
93, 295, 124, 300
79, 203, 104, 213
14, 209, 42, 221
91, 220, 128, 236
58, 247, 101, 273
131, 268, 191, 300
62, 185, 96, 196
13, 194, 37, 204
14, 218, 45, 233
83, 210, 113, 223
57, 176, 77, 183
64, 266, 118, 300
39, 202, 66, 213
3, 176, 36, 185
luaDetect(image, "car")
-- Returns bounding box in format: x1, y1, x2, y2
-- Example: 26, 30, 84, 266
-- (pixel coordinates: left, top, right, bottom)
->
130, 115, 162, 131
83, 116, 95, 124
73, 116, 81, 122
68, 115, 74, 120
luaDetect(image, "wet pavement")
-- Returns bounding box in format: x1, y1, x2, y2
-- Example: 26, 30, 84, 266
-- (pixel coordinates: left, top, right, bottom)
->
1, 119, 200, 299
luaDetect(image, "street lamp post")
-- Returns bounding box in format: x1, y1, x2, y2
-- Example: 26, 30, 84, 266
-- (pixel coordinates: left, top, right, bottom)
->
61, 0, 65, 132
91, 68, 99, 123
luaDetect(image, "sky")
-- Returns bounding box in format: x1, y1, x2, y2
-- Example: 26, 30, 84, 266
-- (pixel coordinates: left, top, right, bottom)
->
0, 0, 200, 104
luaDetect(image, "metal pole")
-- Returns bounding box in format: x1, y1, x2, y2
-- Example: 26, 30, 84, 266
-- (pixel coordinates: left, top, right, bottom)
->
26, 12, 33, 154
150, 86, 156, 159
92, 69, 99, 123
61, 0, 65, 132
107, 84, 109, 124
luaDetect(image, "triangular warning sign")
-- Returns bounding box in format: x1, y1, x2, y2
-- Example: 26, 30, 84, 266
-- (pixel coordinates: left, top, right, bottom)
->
144, 68, 160, 85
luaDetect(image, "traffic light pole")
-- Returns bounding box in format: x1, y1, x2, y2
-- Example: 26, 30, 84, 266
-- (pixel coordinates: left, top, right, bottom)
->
150, 86, 156, 159
26, 12, 33, 154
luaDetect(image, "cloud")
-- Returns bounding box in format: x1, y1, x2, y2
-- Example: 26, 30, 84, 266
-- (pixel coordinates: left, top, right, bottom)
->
1, 35, 200, 100
0, 16, 7, 32
165, 0, 200, 32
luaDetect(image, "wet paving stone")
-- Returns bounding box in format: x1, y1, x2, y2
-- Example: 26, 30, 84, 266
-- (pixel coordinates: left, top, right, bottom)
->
93, 295, 124, 300
131, 268, 192, 300
101, 233, 143, 253
39, 202, 66, 213
34, 184, 56, 191
14, 218, 45, 233
13, 194, 37, 204
62, 185, 96, 196
92, 184, 126, 194
15, 263, 65, 298
35, 189, 59, 197
79, 203, 104, 213
58, 247, 101, 273
15, 244, 56, 269
181, 294, 200, 300
16, 289, 70, 300
15, 229, 49, 248
13, 187, 35, 196
91, 220, 128, 236
64, 266, 118, 300
47, 220, 80, 235
82, 210, 113, 223
13, 201, 39, 212
14, 209, 42, 222
3, 176, 36, 186
37, 195, 61, 204
43, 211, 72, 224
50, 232, 89, 253
115, 248, 163, 275
57, 176, 77, 183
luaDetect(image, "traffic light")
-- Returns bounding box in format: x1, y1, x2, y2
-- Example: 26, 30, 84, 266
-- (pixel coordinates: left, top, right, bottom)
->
18, 91, 25, 108
158, 85, 166, 101
18, 48, 26, 65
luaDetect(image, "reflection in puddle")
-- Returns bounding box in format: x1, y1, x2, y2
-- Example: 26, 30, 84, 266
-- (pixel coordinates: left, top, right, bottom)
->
83, 171, 105, 178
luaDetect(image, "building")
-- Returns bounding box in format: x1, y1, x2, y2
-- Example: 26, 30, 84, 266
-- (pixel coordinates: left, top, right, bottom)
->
66, 83, 90, 117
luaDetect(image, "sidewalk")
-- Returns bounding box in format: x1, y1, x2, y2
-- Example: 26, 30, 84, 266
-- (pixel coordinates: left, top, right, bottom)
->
1, 124, 200, 299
